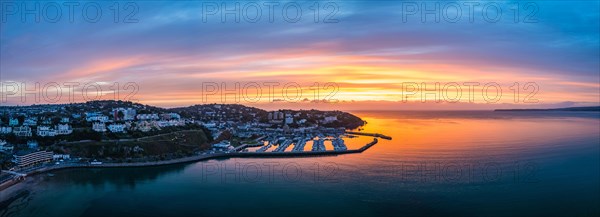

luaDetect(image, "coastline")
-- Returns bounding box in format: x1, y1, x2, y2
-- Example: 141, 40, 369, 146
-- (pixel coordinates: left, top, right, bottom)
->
1, 134, 390, 193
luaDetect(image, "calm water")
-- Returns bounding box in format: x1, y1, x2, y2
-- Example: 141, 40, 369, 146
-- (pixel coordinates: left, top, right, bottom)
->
1, 111, 599, 217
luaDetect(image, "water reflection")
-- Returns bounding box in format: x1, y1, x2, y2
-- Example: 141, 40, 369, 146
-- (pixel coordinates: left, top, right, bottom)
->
1, 111, 598, 216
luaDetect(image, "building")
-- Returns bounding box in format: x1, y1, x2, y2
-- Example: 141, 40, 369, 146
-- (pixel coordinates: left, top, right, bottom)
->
161, 113, 181, 120
323, 116, 338, 123
268, 111, 285, 120
0, 126, 12, 134
285, 114, 294, 124
27, 140, 39, 149
107, 124, 126, 133
53, 154, 70, 160
136, 114, 159, 120
60, 117, 70, 123
23, 117, 37, 126
136, 121, 155, 132
157, 120, 184, 127
13, 126, 32, 137
13, 150, 53, 167
212, 140, 234, 152
124, 109, 137, 120
0, 140, 14, 152
9, 118, 19, 126
86, 115, 109, 123
113, 108, 137, 121
56, 124, 73, 135
92, 122, 107, 132
37, 126, 57, 137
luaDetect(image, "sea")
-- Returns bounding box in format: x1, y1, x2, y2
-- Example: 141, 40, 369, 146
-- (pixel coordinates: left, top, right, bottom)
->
1, 111, 599, 217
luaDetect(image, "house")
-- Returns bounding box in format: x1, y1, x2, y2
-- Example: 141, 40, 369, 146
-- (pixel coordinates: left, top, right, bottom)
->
13, 126, 32, 137
0, 126, 12, 134
285, 114, 294, 124
56, 124, 73, 135
212, 140, 233, 152
13, 150, 53, 167
92, 122, 107, 132
9, 118, 19, 126
37, 126, 57, 137
136, 114, 159, 120
323, 116, 338, 123
87, 115, 109, 122
53, 154, 70, 160
23, 117, 37, 126
107, 124, 126, 133
0, 140, 14, 152
60, 117, 70, 123
113, 108, 137, 121
157, 120, 184, 127
268, 111, 285, 120
136, 121, 155, 132
27, 140, 39, 149
161, 113, 181, 120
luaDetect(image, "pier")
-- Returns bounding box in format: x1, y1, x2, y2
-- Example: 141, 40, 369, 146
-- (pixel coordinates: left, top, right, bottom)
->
345, 131, 392, 140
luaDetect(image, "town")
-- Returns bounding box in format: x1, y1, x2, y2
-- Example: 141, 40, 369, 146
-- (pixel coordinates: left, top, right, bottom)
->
0, 100, 373, 188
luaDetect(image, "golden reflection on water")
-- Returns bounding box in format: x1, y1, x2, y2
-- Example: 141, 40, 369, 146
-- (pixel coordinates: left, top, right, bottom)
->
344, 111, 600, 162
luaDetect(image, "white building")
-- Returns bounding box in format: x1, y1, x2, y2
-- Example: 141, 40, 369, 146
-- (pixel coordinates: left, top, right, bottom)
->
113, 108, 137, 121
157, 120, 184, 127
23, 117, 37, 126
92, 122, 107, 132
160, 113, 181, 120
56, 124, 73, 135
0, 126, 12, 134
13, 126, 32, 137
124, 109, 137, 120
285, 114, 294, 124
108, 124, 126, 133
136, 114, 159, 120
9, 118, 19, 126
212, 140, 233, 151
87, 115, 109, 123
53, 154, 70, 160
37, 126, 57, 137
14, 150, 53, 168
323, 116, 338, 123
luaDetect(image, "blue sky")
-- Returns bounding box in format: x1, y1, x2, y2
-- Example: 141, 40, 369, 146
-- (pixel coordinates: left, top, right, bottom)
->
1, 0, 599, 109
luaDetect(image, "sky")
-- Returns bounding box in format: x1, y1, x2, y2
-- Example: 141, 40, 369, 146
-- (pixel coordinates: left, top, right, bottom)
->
0, 0, 599, 110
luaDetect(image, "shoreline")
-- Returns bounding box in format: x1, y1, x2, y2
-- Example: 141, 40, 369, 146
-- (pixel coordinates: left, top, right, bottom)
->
1, 134, 390, 192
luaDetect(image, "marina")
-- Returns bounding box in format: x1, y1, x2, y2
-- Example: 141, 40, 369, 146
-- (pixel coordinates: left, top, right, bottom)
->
1, 132, 391, 185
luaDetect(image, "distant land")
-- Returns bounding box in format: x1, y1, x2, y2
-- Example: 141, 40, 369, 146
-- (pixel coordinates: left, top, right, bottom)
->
495, 106, 600, 112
